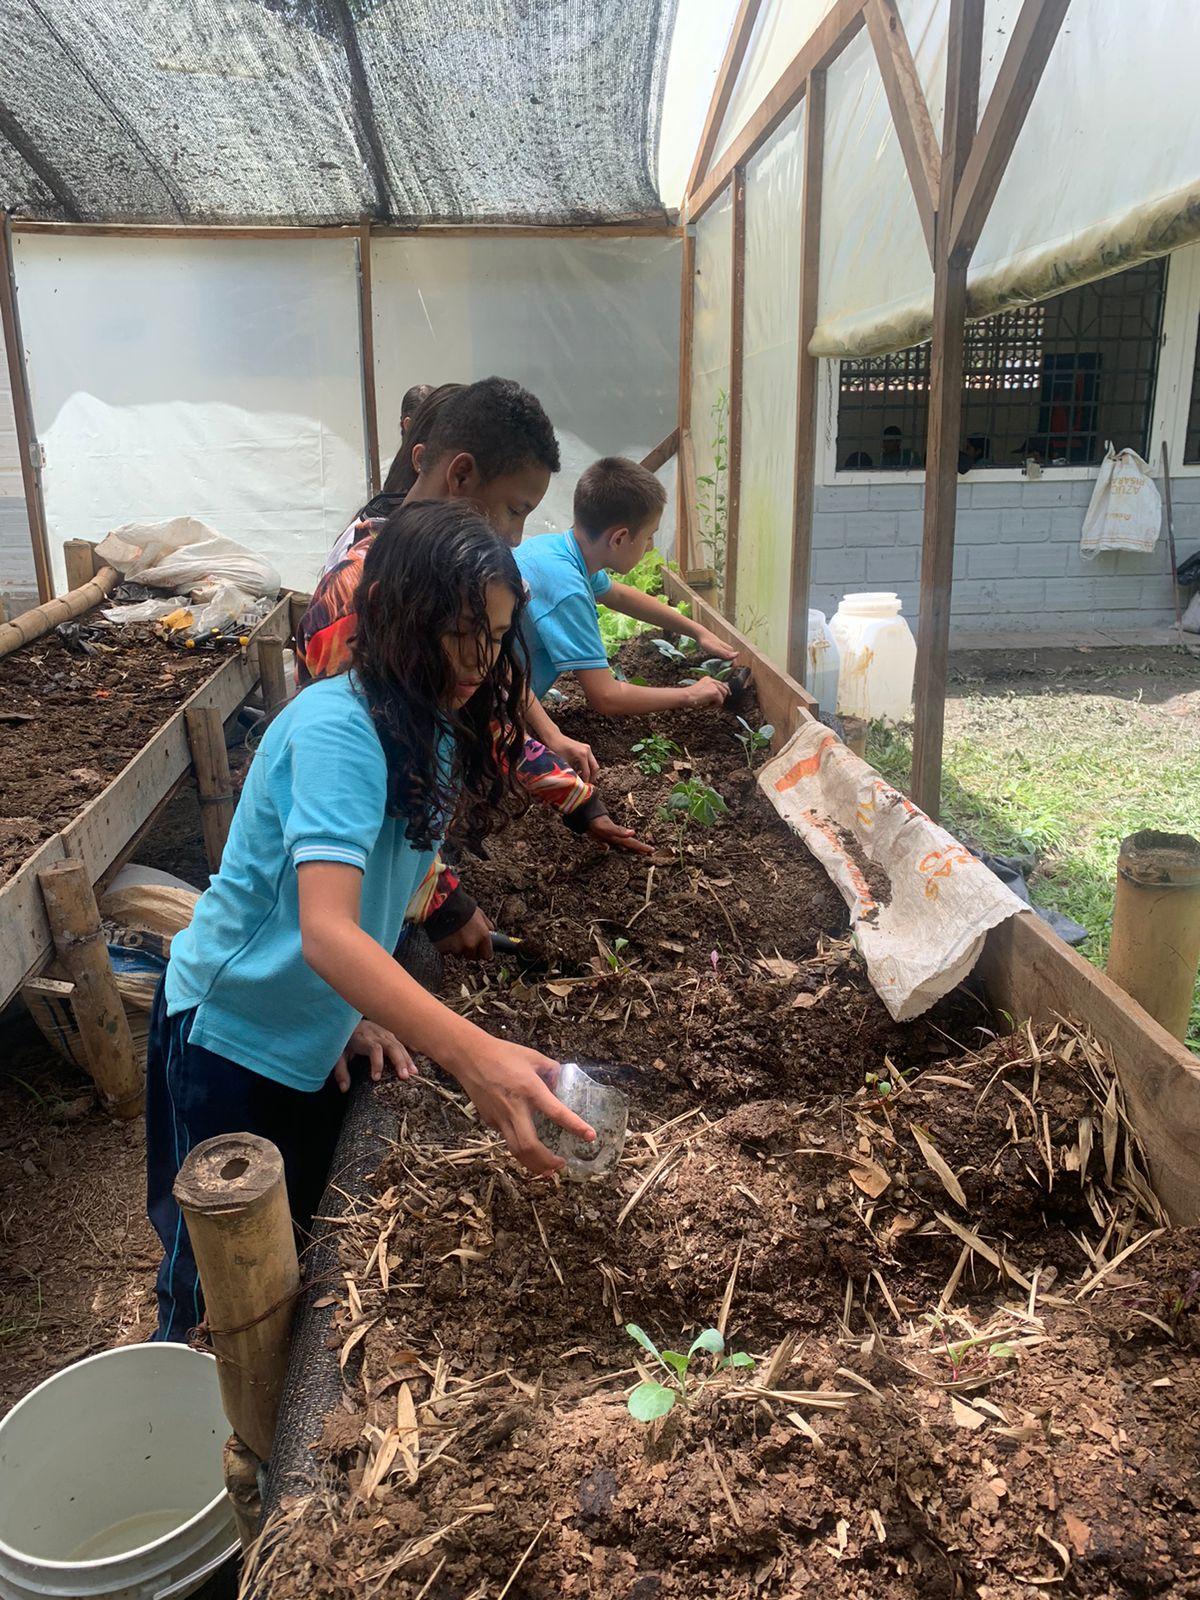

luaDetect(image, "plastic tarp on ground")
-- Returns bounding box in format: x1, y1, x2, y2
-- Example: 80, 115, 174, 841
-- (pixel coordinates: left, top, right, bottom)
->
0, 0, 685, 226
14, 232, 681, 589
810, 0, 1200, 356
735, 101, 804, 664
371, 236, 681, 549
13, 234, 367, 593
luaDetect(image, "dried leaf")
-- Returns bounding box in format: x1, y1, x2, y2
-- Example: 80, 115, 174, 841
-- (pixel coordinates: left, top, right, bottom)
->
1062, 1512, 1091, 1556
909, 1122, 967, 1208
849, 1158, 891, 1199
951, 1396, 986, 1430
339, 1317, 376, 1370
756, 954, 801, 981
792, 991, 817, 1009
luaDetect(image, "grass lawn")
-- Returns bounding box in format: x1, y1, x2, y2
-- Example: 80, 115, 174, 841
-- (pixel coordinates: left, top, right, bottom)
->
866, 645, 1200, 1051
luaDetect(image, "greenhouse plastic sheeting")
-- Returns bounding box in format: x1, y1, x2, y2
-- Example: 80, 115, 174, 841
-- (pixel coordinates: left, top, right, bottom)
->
811, 0, 1200, 355
13, 235, 366, 593
371, 236, 681, 548
735, 102, 804, 664
689, 188, 733, 579
0, 0, 682, 225
710, 0, 836, 170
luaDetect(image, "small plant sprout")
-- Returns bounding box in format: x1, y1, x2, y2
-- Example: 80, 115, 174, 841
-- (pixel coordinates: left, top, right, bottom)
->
625, 1323, 754, 1421
651, 636, 695, 664
865, 1068, 893, 1098
734, 716, 774, 767
683, 657, 734, 684
661, 778, 729, 828
631, 733, 680, 776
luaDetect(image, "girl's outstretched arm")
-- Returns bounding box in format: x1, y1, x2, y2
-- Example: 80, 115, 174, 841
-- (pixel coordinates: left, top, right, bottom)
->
297, 862, 593, 1176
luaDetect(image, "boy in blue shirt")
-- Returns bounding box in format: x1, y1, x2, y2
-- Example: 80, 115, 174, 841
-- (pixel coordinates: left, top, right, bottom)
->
515, 457, 737, 715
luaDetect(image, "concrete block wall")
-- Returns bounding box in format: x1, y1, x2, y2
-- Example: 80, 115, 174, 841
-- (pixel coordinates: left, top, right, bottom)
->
809, 476, 1200, 638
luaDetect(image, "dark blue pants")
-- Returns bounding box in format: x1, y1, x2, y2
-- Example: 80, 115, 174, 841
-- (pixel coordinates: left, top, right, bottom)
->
145, 979, 347, 1343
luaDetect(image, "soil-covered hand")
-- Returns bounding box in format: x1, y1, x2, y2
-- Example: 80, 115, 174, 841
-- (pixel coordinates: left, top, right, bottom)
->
432, 908, 494, 960
447, 1042, 595, 1176
685, 676, 731, 708
332, 1021, 417, 1091
694, 628, 739, 662
586, 815, 654, 855
545, 731, 600, 784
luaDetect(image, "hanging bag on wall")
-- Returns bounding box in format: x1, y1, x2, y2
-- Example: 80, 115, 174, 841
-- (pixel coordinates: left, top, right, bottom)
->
1080, 443, 1162, 558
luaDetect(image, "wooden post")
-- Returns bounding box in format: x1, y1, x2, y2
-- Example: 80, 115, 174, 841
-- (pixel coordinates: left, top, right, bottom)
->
685, 0, 767, 199
842, 716, 868, 759
256, 636, 289, 716
173, 1133, 301, 1464
356, 222, 382, 496
0, 565, 119, 659
38, 859, 142, 1118
1108, 831, 1200, 1043
786, 68, 827, 686
909, 0, 983, 819
185, 706, 235, 873
63, 539, 98, 592
0, 213, 53, 603
223, 1435, 263, 1550
724, 165, 747, 622
676, 228, 696, 568
287, 590, 310, 649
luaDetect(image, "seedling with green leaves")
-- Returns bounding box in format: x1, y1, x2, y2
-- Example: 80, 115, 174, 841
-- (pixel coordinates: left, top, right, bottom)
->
661, 778, 728, 828
625, 1323, 753, 1421
683, 657, 734, 684
734, 716, 774, 767
650, 636, 695, 664
632, 733, 680, 775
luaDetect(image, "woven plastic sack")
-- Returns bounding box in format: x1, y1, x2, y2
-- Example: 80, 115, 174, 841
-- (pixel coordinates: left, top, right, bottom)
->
1080, 444, 1161, 558
95, 517, 280, 598
758, 721, 1026, 1021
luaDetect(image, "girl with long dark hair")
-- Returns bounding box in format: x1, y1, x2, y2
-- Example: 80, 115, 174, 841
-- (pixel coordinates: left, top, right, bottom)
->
145, 501, 592, 1341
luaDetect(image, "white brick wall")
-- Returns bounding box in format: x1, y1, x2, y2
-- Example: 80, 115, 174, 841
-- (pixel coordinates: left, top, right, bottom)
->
810, 477, 1200, 637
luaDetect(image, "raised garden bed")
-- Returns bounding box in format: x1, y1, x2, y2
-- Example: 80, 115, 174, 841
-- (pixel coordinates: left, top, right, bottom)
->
250, 635, 1200, 1599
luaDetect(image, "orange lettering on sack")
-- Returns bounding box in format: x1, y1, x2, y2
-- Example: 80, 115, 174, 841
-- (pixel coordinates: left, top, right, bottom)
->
773, 734, 838, 792
916, 846, 973, 899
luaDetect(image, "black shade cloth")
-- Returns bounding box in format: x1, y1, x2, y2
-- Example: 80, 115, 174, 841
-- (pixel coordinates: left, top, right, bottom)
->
1, 0, 679, 225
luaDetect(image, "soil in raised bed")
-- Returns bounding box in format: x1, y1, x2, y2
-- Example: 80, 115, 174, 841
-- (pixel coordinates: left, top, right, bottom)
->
0, 624, 222, 882
254, 635, 1200, 1599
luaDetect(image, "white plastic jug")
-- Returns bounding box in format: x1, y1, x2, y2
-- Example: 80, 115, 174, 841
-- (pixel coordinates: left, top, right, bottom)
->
0, 1344, 236, 1600
830, 592, 917, 722
804, 609, 841, 714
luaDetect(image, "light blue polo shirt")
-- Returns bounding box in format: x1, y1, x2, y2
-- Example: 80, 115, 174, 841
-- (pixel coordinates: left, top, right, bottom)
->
165, 674, 442, 1091
514, 530, 612, 699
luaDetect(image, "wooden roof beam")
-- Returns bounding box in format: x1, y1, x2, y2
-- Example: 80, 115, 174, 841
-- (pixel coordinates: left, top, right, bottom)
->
864, 0, 941, 262
685, 0, 766, 200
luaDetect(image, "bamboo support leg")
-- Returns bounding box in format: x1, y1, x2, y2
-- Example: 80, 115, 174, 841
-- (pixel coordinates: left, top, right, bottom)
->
223, 1434, 263, 1550
174, 1133, 300, 1464
256, 636, 289, 716
1107, 831, 1200, 1042
185, 705, 235, 873
37, 860, 142, 1118
63, 540, 98, 591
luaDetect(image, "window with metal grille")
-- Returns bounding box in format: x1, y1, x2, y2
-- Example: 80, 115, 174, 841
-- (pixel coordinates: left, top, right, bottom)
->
1185, 310, 1200, 464
836, 259, 1167, 472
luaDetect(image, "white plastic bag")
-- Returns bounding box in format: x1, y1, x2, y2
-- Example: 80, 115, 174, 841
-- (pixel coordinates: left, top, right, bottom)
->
758, 722, 1026, 1021
100, 594, 189, 623
1080, 444, 1161, 558
95, 516, 281, 598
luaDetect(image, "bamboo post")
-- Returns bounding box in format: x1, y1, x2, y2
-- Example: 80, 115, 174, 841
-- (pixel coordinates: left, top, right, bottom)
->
287, 591, 310, 649
0, 566, 119, 659
256, 636, 289, 716
223, 1435, 263, 1550
842, 716, 868, 759
1107, 831, 1200, 1042
174, 1133, 300, 1464
185, 705, 235, 873
38, 859, 142, 1118
62, 539, 98, 591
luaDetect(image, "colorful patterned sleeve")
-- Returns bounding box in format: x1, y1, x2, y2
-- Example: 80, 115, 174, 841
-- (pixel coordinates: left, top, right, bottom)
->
512, 737, 606, 831
294, 533, 374, 683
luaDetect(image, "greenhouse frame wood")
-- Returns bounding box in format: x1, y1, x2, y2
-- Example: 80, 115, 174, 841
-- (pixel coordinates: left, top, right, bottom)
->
666, 568, 1200, 1225
683, 0, 1072, 820
0, 590, 291, 1013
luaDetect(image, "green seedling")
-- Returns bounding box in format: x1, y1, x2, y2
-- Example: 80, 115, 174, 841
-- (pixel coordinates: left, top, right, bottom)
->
865, 1069, 893, 1098
651, 636, 694, 664
735, 716, 774, 767
625, 1323, 754, 1421
607, 936, 630, 972
661, 778, 728, 828
632, 733, 680, 776
683, 657, 734, 684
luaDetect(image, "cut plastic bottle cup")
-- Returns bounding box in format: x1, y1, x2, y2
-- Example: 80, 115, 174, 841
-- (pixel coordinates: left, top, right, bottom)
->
535, 1061, 628, 1181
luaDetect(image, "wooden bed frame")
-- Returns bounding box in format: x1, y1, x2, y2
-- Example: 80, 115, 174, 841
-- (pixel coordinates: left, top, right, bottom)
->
663, 567, 1200, 1224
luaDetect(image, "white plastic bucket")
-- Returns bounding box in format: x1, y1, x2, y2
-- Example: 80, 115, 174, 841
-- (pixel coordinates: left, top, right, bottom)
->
804, 609, 841, 714
830, 591, 917, 722
0, 1344, 236, 1600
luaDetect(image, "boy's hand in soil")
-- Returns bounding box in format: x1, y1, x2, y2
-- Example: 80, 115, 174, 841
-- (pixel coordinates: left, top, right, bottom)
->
685, 677, 731, 708
332, 1020, 417, 1091
447, 1042, 594, 1177
586, 815, 654, 854
432, 907, 494, 960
